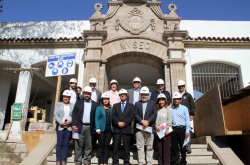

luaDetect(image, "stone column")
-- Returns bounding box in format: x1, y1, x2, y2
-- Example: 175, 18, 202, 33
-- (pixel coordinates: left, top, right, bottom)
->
8, 68, 32, 142
164, 30, 188, 93
83, 30, 107, 92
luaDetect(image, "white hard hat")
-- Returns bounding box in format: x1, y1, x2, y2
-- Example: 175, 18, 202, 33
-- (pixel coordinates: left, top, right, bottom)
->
69, 78, 77, 83
62, 90, 72, 97
172, 92, 182, 99
89, 77, 97, 83
156, 79, 165, 85
110, 79, 118, 85
118, 89, 128, 95
83, 86, 92, 93
133, 77, 141, 83
157, 93, 166, 99
177, 80, 185, 86
101, 92, 110, 99
140, 86, 149, 94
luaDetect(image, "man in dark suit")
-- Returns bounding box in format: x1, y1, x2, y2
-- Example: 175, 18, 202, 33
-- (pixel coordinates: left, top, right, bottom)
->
72, 86, 98, 165
112, 89, 135, 165
135, 86, 157, 165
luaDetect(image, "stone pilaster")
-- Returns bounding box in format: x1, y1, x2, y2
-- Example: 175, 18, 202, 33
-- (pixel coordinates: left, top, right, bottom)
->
164, 30, 188, 93
8, 68, 32, 142
83, 30, 107, 92
163, 61, 171, 93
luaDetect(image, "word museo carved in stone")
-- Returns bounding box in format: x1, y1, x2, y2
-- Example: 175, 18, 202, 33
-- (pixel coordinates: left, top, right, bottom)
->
120, 41, 151, 51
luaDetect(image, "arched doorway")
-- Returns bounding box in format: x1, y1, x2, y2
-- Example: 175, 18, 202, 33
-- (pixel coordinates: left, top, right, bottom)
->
192, 62, 241, 99
106, 52, 164, 91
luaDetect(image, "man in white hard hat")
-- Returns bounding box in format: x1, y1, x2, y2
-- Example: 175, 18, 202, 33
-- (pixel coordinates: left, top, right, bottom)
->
177, 79, 195, 154
107, 79, 120, 106
89, 77, 102, 104
134, 86, 157, 165
150, 78, 171, 102
127, 77, 142, 105
112, 89, 135, 165
61, 78, 77, 104
72, 86, 98, 165
170, 92, 190, 165
54, 90, 74, 165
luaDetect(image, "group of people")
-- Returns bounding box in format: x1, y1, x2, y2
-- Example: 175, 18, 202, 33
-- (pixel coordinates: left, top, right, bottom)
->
54, 76, 195, 165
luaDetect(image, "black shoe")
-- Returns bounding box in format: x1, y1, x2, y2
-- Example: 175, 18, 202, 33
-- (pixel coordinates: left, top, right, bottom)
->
186, 147, 192, 154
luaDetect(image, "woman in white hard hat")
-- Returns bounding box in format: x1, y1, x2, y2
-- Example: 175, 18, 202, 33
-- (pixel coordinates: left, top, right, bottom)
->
54, 90, 74, 165
155, 93, 172, 165
106, 79, 120, 106
95, 92, 113, 165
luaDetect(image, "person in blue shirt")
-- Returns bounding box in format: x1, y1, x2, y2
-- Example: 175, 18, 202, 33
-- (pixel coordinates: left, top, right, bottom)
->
95, 92, 113, 165
170, 92, 191, 165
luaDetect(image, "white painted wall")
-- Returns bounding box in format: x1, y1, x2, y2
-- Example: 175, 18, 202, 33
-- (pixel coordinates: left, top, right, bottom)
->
181, 20, 250, 92
186, 48, 250, 88
181, 20, 250, 37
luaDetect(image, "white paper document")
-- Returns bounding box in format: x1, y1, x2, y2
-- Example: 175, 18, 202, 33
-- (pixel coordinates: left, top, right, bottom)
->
156, 123, 173, 139
183, 135, 190, 147
136, 123, 153, 133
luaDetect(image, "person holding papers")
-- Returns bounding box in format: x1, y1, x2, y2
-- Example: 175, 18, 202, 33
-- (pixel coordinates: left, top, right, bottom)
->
134, 86, 157, 165
54, 90, 74, 165
155, 93, 172, 165
170, 92, 191, 165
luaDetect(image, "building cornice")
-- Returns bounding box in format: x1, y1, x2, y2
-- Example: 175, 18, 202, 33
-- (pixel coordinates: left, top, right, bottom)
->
0, 37, 85, 49
185, 36, 250, 48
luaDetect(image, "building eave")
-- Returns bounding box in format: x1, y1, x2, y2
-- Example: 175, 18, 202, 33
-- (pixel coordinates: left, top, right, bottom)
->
184, 36, 250, 48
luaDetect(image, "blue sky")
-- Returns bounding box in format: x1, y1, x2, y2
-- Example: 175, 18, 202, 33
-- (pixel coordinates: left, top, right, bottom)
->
0, 0, 250, 22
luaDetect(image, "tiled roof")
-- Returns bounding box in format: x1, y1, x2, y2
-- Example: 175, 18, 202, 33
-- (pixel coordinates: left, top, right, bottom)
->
186, 36, 250, 42
0, 36, 84, 42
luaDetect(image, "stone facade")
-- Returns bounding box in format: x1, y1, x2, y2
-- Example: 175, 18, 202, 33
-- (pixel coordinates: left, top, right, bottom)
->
83, 0, 188, 92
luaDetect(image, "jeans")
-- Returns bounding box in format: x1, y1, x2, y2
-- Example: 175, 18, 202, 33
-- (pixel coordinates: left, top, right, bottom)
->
56, 129, 72, 161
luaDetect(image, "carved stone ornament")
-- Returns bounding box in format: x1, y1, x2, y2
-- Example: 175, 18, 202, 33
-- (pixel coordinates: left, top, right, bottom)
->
115, 8, 156, 35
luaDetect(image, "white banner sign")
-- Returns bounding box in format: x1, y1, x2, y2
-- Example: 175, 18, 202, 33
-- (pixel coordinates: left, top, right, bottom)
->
45, 53, 76, 77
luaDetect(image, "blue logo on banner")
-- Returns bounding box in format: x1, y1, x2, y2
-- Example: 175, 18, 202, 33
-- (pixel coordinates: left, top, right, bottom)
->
67, 60, 73, 67
48, 62, 55, 69
52, 68, 58, 75
62, 67, 69, 74
57, 61, 64, 68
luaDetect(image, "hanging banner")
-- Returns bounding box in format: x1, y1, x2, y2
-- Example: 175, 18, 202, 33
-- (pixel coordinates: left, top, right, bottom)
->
45, 53, 76, 77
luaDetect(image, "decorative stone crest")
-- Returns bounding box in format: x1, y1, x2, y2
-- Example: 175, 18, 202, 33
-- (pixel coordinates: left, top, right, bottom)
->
128, 8, 144, 30
115, 8, 155, 35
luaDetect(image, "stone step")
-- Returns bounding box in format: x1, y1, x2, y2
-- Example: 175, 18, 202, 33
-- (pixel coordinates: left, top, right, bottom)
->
0, 153, 26, 163
190, 144, 208, 149
0, 142, 28, 153
47, 154, 216, 164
